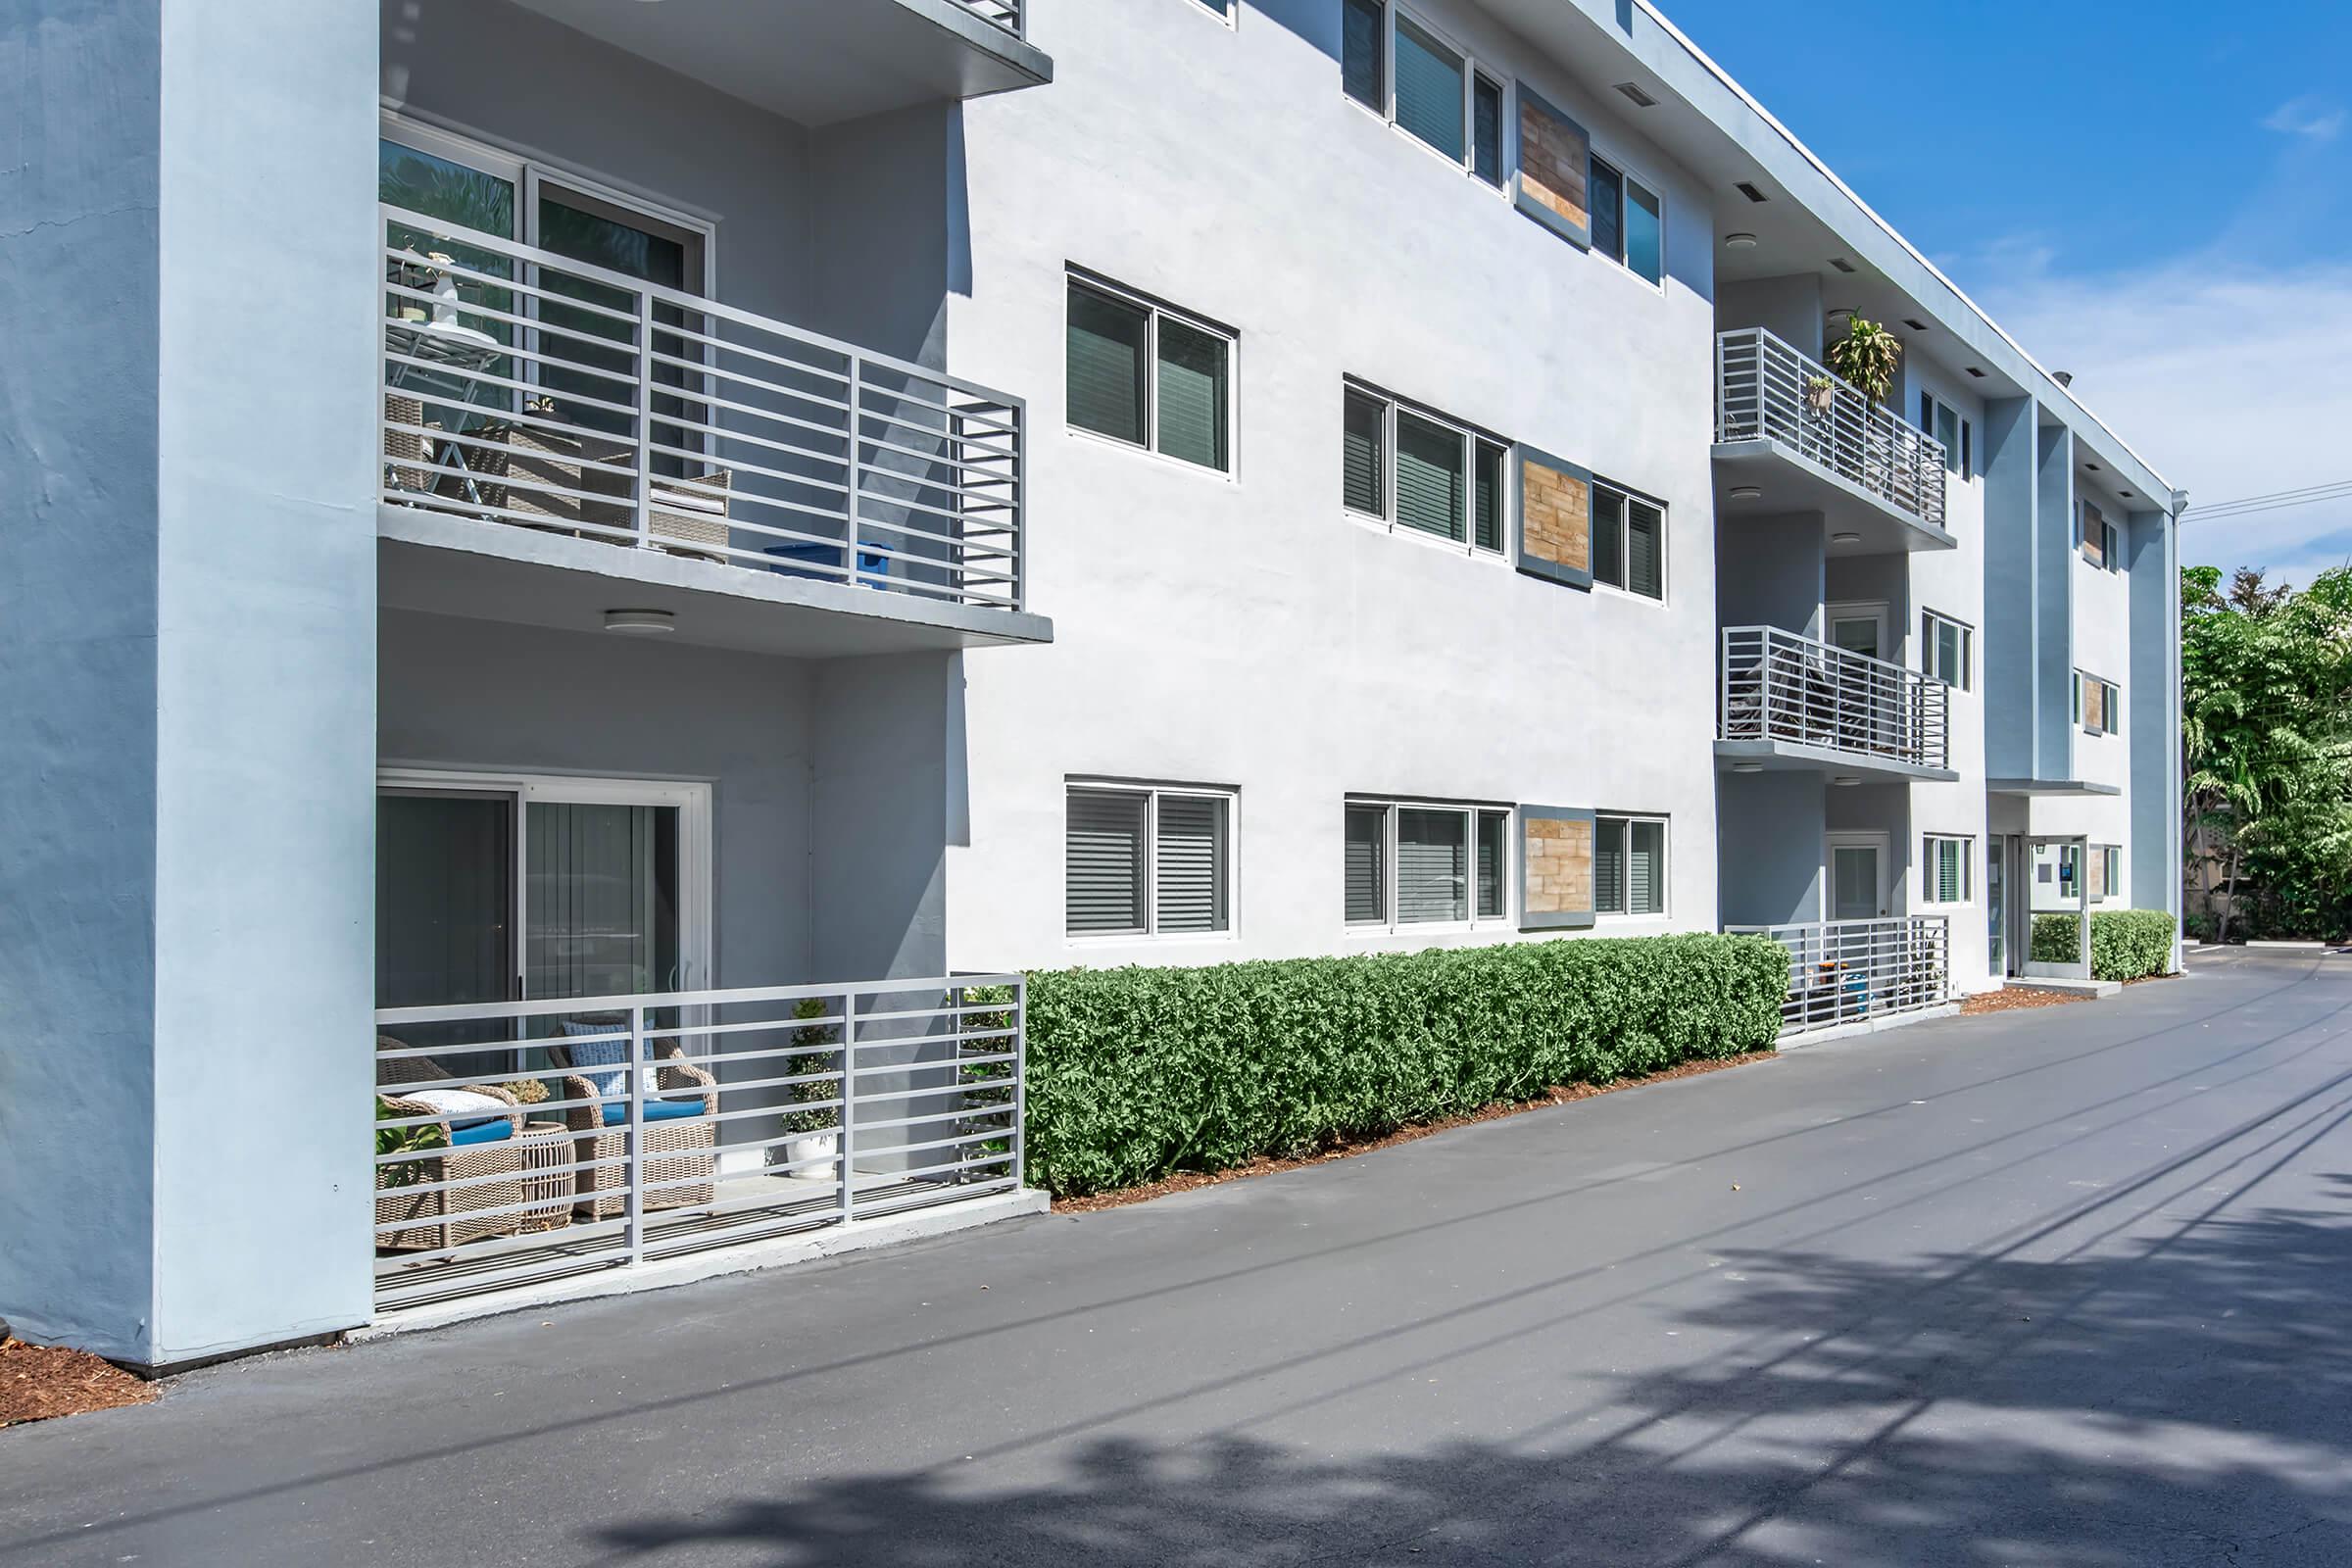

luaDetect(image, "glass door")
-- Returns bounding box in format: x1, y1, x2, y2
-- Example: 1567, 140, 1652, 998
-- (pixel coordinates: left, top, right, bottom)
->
1829, 837, 1886, 921
2024, 837, 2090, 978
1986, 836, 2008, 976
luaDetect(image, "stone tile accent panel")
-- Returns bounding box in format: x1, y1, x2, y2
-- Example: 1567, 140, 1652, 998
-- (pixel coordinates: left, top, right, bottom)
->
1515, 89, 1590, 246
1525, 814, 1593, 917
1521, 455, 1591, 576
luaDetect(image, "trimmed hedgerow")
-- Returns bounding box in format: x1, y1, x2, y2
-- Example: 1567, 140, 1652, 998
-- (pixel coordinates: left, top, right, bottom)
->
2030, 908, 2178, 981
1011, 933, 1790, 1198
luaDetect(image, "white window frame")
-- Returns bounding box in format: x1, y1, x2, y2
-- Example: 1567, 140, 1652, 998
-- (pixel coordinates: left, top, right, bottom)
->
1923, 833, 1975, 907
1184, 0, 1239, 25
1919, 391, 1975, 481
1921, 608, 1973, 691
1587, 151, 1666, 290
1589, 477, 1669, 604
1065, 270, 1239, 478
1343, 1, 1512, 193
2095, 843, 2123, 903
1065, 779, 1239, 943
1593, 812, 1670, 919
1345, 796, 1515, 934
2074, 669, 2122, 736
1342, 379, 1509, 560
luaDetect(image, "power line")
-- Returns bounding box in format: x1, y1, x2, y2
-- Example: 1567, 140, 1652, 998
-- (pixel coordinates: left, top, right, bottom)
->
2186, 479, 2352, 521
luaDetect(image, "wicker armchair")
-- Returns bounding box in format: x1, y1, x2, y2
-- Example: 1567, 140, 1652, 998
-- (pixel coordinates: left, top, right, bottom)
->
547, 1027, 720, 1219
459, 420, 732, 563
374, 1035, 529, 1252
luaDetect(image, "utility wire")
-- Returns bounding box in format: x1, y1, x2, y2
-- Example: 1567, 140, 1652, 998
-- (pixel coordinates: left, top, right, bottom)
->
2186, 479, 2352, 521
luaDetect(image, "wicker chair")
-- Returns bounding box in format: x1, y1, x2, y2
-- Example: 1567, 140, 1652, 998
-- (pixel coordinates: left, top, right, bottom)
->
461, 420, 732, 562
374, 1035, 530, 1252
547, 1026, 720, 1219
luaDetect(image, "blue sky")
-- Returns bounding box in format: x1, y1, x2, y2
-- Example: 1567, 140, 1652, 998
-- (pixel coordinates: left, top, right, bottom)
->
1662, 0, 2352, 583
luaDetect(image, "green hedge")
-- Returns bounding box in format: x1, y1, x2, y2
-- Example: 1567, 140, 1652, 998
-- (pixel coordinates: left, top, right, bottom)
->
1014, 932, 1790, 1197
2029, 908, 2178, 980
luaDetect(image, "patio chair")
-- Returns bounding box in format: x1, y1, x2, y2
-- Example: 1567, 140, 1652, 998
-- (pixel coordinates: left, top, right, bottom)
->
460, 420, 732, 563
374, 1036, 533, 1252
547, 1022, 720, 1219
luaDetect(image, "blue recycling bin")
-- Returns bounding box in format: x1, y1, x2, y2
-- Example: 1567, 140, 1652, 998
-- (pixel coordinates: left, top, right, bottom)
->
764, 541, 890, 589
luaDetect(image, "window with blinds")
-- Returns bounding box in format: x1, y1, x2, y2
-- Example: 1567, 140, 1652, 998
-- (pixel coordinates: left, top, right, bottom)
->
1594, 814, 1666, 916
1590, 156, 1664, 287
1342, 0, 1385, 111
1067, 275, 1234, 473
1591, 479, 1665, 601
1348, 799, 1511, 930
1066, 784, 1233, 939
1472, 74, 1503, 186
1924, 835, 1972, 906
1342, 380, 1507, 558
1923, 610, 1971, 690
1343, 3, 1507, 189
1393, 15, 1465, 162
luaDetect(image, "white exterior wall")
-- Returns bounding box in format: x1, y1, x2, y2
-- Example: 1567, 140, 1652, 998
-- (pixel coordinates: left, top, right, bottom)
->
2031, 469, 2138, 906
944, 0, 1721, 970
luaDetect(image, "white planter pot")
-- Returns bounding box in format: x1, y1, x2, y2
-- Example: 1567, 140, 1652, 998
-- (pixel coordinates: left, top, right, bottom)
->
782, 1131, 839, 1182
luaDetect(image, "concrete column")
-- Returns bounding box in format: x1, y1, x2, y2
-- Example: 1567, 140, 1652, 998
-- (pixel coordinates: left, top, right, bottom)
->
2128, 501, 2183, 937
0, 0, 379, 1366
2033, 423, 2077, 782
1978, 397, 2037, 779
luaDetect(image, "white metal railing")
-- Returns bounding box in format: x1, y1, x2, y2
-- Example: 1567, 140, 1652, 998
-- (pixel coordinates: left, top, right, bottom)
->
1721, 624, 1949, 771
1728, 916, 1950, 1035
379, 204, 1025, 612
956, 0, 1024, 37
371, 975, 1023, 1314
1715, 327, 1947, 531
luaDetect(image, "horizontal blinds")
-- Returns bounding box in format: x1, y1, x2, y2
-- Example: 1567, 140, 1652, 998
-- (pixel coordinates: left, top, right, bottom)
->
1592, 817, 1626, 914
1592, 486, 1625, 587
1590, 158, 1624, 263
1154, 795, 1229, 933
1396, 808, 1468, 923
1067, 285, 1148, 445
1345, 805, 1388, 923
1343, 389, 1386, 515
1155, 318, 1229, 471
1472, 440, 1503, 552
1393, 15, 1466, 162
1472, 74, 1503, 185
1066, 790, 1147, 935
1934, 839, 1963, 904
1395, 412, 1465, 542
1628, 818, 1663, 915
1626, 499, 1664, 599
1476, 809, 1507, 918
1341, 0, 1385, 111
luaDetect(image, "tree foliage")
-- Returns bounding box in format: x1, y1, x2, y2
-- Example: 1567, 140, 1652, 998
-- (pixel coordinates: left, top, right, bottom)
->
2181, 564, 2352, 940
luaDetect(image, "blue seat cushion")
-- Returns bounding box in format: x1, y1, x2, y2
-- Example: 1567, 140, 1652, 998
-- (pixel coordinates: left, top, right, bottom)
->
600, 1098, 704, 1127
446, 1117, 514, 1147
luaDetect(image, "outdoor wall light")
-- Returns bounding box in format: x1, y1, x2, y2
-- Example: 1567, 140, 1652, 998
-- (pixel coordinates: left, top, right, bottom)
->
603, 609, 675, 635
1729, 485, 1764, 502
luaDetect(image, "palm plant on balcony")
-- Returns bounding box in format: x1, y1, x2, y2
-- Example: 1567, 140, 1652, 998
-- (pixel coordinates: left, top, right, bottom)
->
1824, 316, 1902, 407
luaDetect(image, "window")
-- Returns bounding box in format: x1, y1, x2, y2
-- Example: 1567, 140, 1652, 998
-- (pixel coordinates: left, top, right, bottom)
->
2075, 670, 2121, 736
1066, 784, 1234, 938
1924, 835, 1973, 906
1591, 480, 1665, 600
1066, 275, 1234, 473
1342, 382, 1506, 554
1918, 392, 1974, 480
1922, 610, 1972, 691
2097, 844, 2123, 903
1189, 0, 1235, 18
1343, 2, 1507, 187
2081, 501, 2121, 571
1345, 799, 1513, 930
1593, 814, 1667, 916
1589, 154, 1664, 286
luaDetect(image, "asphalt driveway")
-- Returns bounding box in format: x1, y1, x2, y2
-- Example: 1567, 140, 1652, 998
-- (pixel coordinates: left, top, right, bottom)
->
8, 948, 2352, 1566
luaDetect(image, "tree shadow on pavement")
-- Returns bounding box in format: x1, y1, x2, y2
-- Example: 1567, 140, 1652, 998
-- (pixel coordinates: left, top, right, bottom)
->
600, 1199, 2352, 1566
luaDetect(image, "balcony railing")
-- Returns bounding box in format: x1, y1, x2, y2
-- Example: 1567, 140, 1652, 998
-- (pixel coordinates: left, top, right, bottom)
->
372, 975, 1023, 1314
956, 0, 1024, 37
1727, 916, 1950, 1036
379, 204, 1025, 612
1721, 625, 1949, 772
1715, 327, 1947, 532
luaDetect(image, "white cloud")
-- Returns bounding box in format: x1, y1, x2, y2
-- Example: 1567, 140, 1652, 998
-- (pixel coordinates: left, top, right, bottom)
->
2263, 96, 2346, 142
1973, 254, 2352, 582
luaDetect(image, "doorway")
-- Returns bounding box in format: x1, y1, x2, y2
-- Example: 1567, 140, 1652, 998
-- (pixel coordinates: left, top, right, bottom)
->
1826, 831, 1889, 922
1826, 602, 1889, 662
2022, 835, 2090, 979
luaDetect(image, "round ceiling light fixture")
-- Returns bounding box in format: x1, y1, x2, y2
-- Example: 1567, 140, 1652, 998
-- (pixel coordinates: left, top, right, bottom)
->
603, 609, 676, 635
1729, 485, 1764, 502
1831, 530, 1863, 546
1730, 761, 1765, 773
1831, 775, 1862, 787
1724, 232, 1759, 249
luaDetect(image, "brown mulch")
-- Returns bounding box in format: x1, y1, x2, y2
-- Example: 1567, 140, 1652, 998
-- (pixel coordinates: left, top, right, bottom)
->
1051, 1050, 1780, 1214
1960, 986, 2089, 1016
0, 1340, 156, 1430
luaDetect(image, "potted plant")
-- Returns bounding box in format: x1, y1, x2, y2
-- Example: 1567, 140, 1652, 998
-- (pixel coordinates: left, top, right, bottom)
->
1803, 373, 1838, 416
1823, 315, 1902, 407
778, 996, 843, 1182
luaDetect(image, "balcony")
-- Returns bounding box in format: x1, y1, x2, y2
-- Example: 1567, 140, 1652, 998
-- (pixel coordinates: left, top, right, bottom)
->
1714, 327, 1954, 552
1718, 625, 1955, 780
1726, 916, 1951, 1036
373, 975, 1025, 1316
378, 205, 1045, 654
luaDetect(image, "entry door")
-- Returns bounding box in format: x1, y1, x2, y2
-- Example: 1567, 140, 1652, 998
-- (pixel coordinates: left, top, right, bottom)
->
1827, 834, 1887, 921
1828, 606, 1886, 662
1986, 836, 2009, 975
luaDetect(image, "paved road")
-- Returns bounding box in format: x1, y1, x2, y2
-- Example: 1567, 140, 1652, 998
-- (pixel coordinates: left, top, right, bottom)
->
9, 951, 2352, 1566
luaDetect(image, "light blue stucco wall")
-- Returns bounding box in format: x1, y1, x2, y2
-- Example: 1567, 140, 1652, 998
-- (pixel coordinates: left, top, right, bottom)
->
0, 0, 379, 1364
0, 0, 166, 1360
2033, 423, 2076, 782
1979, 397, 2036, 781
2128, 506, 2181, 929
1717, 772, 1826, 926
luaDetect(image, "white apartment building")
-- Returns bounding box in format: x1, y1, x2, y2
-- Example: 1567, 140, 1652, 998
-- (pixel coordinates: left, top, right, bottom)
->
0, 0, 2179, 1367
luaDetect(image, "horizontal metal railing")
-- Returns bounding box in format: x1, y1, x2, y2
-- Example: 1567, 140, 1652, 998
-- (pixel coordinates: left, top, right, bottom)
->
1720, 624, 1949, 771
1715, 326, 1947, 532
371, 975, 1023, 1313
378, 203, 1025, 612
1727, 916, 1950, 1036
956, 0, 1024, 36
